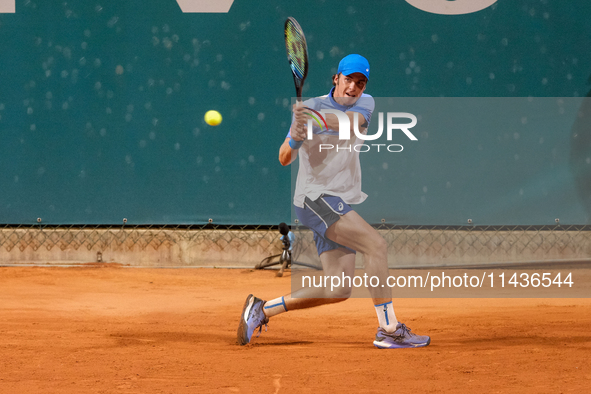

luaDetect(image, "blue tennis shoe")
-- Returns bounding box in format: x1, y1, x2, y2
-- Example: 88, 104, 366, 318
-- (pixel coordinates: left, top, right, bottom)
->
237, 294, 269, 345
373, 323, 430, 349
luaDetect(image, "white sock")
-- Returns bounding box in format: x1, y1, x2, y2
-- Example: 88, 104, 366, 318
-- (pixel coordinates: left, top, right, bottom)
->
375, 301, 398, 333
263, 296, 288, 318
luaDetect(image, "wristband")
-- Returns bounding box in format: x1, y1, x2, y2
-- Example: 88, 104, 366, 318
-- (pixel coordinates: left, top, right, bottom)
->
289, 138, 304, 149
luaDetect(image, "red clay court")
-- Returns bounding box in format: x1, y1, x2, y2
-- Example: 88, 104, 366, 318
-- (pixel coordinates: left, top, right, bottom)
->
1, 266, 590, 393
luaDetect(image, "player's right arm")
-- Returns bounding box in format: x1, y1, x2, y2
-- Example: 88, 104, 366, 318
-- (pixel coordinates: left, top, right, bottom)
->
279, 104, 309, 166
279, 137, 296, 166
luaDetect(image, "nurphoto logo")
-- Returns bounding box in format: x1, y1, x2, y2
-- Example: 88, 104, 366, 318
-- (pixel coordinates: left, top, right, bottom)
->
303, 108, 419, 153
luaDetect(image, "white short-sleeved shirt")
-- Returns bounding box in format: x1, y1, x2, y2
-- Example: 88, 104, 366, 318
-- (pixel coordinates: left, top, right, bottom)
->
287, 88, 375, 208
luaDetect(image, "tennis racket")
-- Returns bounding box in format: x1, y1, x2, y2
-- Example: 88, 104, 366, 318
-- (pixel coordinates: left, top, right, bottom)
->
284, 17, 309, 100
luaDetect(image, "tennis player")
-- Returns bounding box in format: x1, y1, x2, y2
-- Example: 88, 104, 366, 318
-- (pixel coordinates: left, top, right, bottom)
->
238, 54, 430, 349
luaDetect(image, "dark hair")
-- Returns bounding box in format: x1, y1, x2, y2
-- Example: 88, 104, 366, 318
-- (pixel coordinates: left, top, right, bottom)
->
332, 72, 368, 87
332, 73, 341, 86
279, 222, 289, 236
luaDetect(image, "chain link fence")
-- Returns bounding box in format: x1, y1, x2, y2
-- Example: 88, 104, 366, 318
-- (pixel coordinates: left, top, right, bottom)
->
0, 224, 283, 267
0, 224, 279, 254
1, 223, 591, 268
292, 223, 591, 268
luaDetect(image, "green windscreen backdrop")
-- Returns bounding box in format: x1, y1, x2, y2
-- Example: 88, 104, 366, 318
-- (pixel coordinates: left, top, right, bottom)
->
1, 0, 591, 225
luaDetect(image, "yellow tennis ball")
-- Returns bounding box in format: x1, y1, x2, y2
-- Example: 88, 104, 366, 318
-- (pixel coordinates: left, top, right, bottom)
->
204, 110, 222, 126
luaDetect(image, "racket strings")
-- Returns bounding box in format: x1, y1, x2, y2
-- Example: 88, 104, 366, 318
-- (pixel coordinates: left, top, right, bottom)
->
285, 22, 307, 79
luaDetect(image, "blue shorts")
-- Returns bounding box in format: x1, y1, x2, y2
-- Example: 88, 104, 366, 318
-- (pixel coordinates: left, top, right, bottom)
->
294, 195, 356, 256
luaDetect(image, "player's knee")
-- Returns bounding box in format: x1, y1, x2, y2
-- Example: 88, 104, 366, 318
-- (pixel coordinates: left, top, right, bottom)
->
328, 285, 352, 300
329, 297, 349, 304
362, 236, 387, 259
375, 236, 387, 253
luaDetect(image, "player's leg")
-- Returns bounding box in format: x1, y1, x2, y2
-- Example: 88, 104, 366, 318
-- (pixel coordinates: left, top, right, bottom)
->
264, 195, 394, 321
279, 246, 356, 311
236, 247, 354, 346
325, 209, 430, 348
238, 195, 429, 347
325, 209, 390, 303
261, 245, 355, 318
237, 227, 356, 344
264, 198, 358, 312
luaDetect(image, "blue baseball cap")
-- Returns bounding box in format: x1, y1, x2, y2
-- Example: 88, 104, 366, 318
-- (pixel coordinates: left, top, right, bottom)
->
337, 54, 370, 81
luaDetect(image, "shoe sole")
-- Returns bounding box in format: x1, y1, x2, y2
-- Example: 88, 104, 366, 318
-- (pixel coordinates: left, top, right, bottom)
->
236, 294, 254, 346
373, 337, 431, 349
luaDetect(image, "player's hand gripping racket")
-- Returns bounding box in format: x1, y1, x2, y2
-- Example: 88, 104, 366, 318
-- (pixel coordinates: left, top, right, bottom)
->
284, 17, 309, 100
